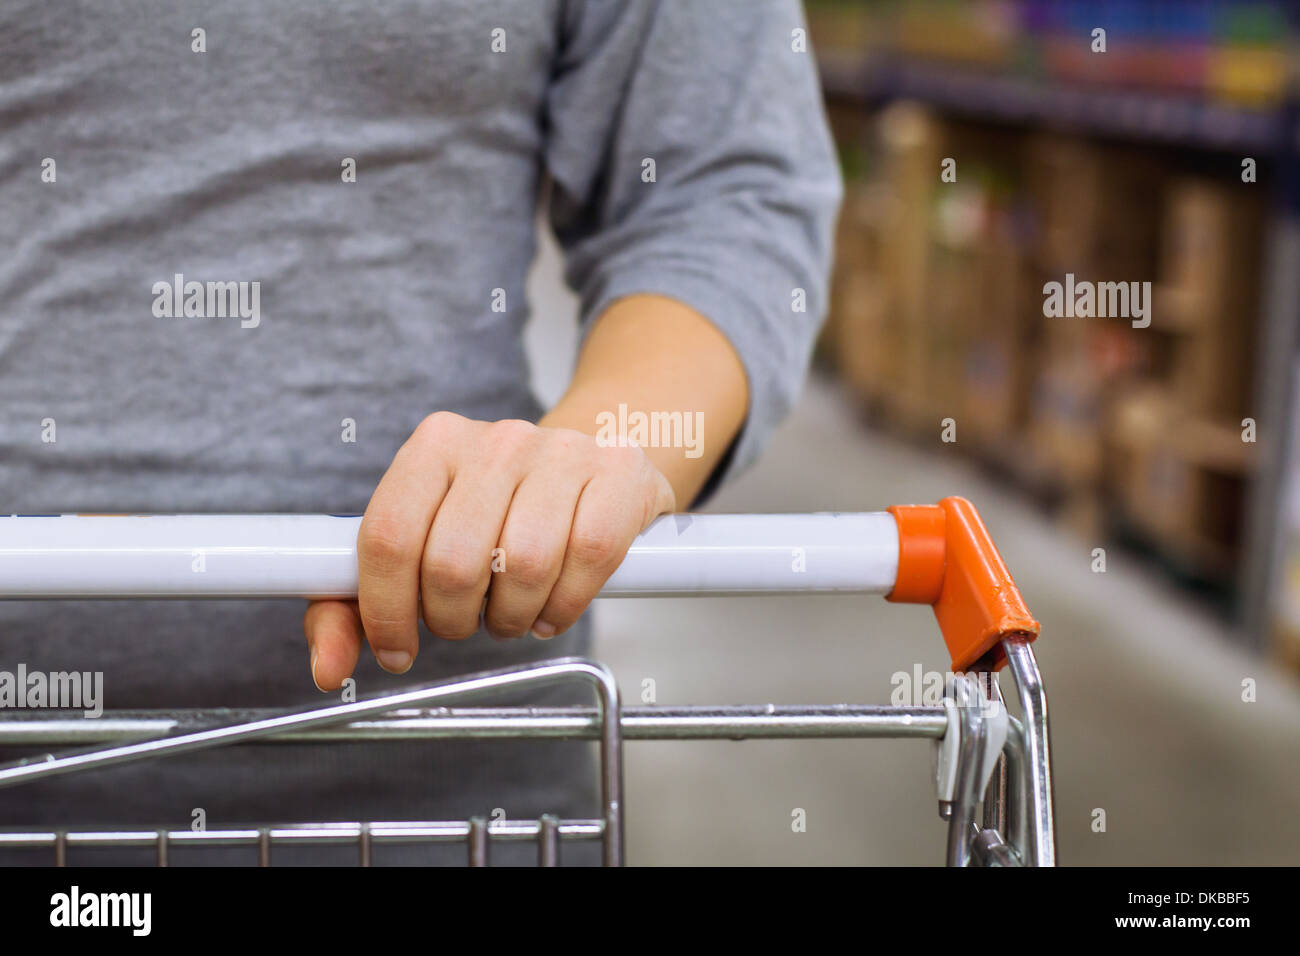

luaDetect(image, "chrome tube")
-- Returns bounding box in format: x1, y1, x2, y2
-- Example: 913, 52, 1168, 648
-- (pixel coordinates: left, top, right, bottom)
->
944, 676, 987, 867
0, 704, 949, 746
1001, 635, 1055, 866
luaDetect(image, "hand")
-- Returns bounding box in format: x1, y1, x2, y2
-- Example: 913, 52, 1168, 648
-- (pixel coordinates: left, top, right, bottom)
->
303, 411, 676, 690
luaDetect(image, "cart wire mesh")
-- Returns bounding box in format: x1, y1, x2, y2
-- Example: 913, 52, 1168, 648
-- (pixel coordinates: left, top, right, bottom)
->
0, 638, 1053, 866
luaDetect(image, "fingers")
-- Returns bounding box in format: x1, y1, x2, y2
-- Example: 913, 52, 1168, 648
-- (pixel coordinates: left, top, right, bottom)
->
352, 413, 678, 686
482, 465, 586, 639
355, 413, 454, 673
417, 470, 514, 641
418, 419, 534, 641
303, 600, 364, 691
533, 453, 673, 637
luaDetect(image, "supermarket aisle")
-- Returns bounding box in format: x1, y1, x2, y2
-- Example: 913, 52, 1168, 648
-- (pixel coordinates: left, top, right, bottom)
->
589, 375, 1300, 865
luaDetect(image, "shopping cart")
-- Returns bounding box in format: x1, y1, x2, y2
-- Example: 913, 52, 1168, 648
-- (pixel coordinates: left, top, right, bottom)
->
0, 496, 1053, 866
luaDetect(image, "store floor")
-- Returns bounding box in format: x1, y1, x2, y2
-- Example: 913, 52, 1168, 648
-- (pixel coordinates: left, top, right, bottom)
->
524, 240, 1300, 866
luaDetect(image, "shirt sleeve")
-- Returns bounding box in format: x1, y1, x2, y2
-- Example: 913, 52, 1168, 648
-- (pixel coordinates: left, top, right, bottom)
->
544, 0, 843, 499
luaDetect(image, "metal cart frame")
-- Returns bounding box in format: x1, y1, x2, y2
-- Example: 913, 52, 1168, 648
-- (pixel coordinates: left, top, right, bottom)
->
0, 497, 1055, 866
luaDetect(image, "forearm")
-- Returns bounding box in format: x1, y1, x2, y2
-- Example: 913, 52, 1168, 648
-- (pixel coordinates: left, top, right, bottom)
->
539, 294, 749, 507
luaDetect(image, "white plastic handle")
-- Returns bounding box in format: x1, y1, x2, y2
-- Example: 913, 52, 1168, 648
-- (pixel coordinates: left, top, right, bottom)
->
0, 513, 901, 599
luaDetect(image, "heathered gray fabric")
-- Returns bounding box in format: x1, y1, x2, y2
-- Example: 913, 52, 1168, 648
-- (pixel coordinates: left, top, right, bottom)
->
0, 0, 840, 861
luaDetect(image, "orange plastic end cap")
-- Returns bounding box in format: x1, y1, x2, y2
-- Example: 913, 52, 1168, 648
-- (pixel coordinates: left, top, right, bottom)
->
885, 504, 946, 604
887, 497, 1040, 672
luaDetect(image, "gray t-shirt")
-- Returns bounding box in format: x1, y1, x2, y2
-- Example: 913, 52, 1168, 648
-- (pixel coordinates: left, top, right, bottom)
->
0, 0, 839, 860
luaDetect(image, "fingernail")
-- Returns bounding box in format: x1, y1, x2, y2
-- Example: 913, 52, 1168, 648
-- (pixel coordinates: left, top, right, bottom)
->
377, 650, 413, 674
310, 648, 324, 692
530, 620, 556, 639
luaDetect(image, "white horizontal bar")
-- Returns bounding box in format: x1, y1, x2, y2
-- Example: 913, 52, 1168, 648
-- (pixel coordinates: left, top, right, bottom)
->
0, 512, 900, 599
602, 512, 898, 596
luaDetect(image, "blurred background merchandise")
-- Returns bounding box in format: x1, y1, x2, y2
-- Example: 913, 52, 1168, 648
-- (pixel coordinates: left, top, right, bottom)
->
809, 0, 1299, 670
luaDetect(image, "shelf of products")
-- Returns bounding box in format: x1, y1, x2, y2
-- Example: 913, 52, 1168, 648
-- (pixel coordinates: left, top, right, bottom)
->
823, 57, 1286, 153
810, 1, 1300, 669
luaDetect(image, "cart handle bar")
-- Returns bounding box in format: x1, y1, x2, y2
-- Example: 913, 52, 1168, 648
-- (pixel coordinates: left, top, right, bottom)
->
0, 496, 1038, 671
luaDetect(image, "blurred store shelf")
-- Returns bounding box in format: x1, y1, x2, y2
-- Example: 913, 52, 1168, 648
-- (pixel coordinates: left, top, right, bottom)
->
809, 0, 1300, 671
821, 55, 1286, 153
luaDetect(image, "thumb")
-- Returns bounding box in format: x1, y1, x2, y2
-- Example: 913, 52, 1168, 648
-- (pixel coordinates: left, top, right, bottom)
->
303, 600, 364, 692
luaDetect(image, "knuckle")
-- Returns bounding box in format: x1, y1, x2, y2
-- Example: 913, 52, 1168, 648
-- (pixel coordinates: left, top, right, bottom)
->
600, 442, 649, 473
546, 426, 589, 456
483, 611, 529, 640
422, 609, 478, 641
484, 418, 537, 456
359, 608, 413, 644
567, 527, 622, 572
541, 591, 590, 629
415, 409, 463, 441
423, 547, 487, 595
497, 541, 556, 589
492, 417, 537, 439
357, 517, 414, 570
